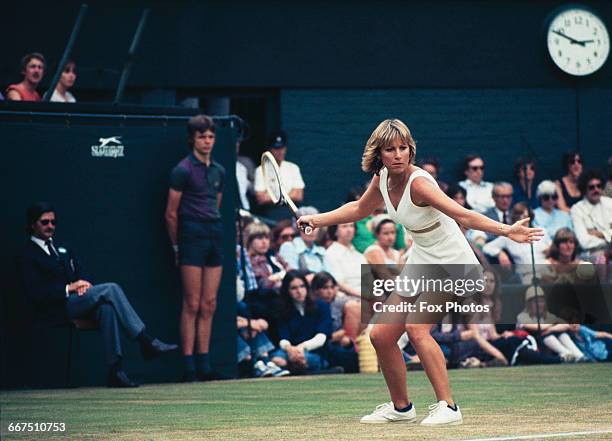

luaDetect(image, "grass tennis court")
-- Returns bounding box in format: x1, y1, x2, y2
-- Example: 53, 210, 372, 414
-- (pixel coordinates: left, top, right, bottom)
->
2, 364, 611, 441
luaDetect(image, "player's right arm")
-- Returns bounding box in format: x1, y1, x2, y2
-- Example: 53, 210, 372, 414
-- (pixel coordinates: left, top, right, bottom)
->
298, 175, 384, 229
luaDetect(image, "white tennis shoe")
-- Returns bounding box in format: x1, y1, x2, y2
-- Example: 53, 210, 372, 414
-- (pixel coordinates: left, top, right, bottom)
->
420, 400, 463, 426
360, 402, 416, 424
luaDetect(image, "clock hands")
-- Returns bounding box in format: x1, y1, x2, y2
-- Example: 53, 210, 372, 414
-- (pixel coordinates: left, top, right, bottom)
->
552, 29, 594, 47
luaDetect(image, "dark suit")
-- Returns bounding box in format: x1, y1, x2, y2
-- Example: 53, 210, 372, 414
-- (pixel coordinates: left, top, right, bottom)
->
17, 239, 145, 365
482, 207, 509, 242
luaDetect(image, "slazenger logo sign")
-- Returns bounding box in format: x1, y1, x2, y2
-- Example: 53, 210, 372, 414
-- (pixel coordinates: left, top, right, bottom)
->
91, 136, 125, 158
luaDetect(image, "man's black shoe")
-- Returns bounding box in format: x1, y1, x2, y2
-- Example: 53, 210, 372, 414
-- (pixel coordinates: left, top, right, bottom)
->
140, 338, 178, 360
107, 369, 139, 388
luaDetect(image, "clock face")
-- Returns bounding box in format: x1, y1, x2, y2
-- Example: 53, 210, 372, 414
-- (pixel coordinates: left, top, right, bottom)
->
547, 7, 610, 76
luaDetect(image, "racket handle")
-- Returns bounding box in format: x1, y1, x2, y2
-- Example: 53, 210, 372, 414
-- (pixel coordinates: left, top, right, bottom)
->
301, 225, 313, 235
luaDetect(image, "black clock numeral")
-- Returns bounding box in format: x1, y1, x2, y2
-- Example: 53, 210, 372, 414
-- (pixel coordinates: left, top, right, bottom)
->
566, 57, 570, 64
558, 50, 563, 57
574, 16, 583, 25
587, 58, 591, 64
586, 20, 590, 27
593, 28, 598, 35
576, 61, 581, 68
594, 51, 599, 57
597, 39, 601, 46
564, 19, 571, 27
555, 38, 560, 45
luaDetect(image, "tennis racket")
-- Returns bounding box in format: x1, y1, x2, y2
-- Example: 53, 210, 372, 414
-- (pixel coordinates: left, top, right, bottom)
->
260, 151, 312, 234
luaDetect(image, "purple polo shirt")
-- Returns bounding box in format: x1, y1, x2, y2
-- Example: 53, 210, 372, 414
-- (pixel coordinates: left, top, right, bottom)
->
170, 153, 225, 222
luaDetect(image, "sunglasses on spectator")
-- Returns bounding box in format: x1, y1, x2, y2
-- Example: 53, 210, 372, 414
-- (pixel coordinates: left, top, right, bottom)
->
469, 165, 485, 171
39, 219, 56, 226
540, 194, 558, 201
588, 183, 603, 191
568, 157, 582, 165
280, 233, 297, 241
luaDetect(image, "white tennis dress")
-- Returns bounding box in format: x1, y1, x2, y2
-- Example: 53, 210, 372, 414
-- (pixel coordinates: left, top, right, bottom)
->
379, 167, 481, 296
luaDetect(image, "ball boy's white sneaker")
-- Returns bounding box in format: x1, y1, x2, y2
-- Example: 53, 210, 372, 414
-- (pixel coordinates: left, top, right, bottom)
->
420, 400, 463, 426
360, 402, 416, 424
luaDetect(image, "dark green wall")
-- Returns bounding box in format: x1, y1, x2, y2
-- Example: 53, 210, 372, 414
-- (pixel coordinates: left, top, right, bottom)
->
282, 88, 612, 211
0, 107, 239, 388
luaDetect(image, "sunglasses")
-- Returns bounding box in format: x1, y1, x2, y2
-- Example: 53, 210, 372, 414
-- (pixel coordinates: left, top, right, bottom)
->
540, 194, 559, 201
469, 165, 485, 171
39, 219, 56, 226
588, 183, 603, 191
568, 157, 582, 165
558, 239, 575, 244
280, 233, 297, 241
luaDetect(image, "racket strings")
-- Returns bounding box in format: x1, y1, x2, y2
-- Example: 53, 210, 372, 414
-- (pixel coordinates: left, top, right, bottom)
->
262, 158, 282, 203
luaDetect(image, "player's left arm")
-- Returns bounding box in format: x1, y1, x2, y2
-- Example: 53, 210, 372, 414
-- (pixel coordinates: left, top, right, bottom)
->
411, 177, 544, 244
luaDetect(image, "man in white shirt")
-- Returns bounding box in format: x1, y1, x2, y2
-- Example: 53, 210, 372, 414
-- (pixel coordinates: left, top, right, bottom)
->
459, 155, 494, 214
571, 170, 612, 261
254, 130, 305, 219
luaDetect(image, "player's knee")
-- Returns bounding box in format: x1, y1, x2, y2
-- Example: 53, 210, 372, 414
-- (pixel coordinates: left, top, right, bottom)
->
369, 326, 393, 350
405, 324, 431, 346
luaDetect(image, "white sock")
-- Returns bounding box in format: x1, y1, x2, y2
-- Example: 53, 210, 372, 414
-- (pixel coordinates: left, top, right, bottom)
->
543, 335, 570, 356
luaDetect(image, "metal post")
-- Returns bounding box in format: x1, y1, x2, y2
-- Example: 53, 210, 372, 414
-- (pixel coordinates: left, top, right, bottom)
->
113, 9, 150, 105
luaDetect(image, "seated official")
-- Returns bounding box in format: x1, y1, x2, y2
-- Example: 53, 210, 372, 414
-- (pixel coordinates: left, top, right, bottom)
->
16, 202, 178, 387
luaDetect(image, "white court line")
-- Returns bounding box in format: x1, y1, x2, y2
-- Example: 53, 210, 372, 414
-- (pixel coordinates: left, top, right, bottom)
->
458, 428, 612, 441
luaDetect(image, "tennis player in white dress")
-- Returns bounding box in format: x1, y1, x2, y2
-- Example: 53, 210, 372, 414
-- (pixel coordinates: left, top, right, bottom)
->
298, 119, 544, 426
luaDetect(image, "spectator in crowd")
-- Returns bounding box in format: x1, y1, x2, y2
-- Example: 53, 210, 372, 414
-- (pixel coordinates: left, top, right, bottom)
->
245, 221, 287, 290
364, 214, 404, 264
482, 182, 513, 241
17, 202, 177, 387
570, 170, 612, 262
236, 302, 289, 377
324, 222, 367, 298
533, 180, 573, 239
513, 158, 538, 209
311, 272, 359, 372
419, 157, 448, 193
48, 60, 77, 103
271, 219, 297, 253
605, 156, 612, 198
459, 155, 495, 213
6, 52, 45, 101
540, 228, 588, 284
465, 272, 561, 366
348, 185, 407, 253
165, 115, 225, 382
254, 130, 305, 219
279, 207, 328, 274
270, 271, 333, 373
572, 323, 612, 362
555, 151, 583, 212
445, 184, 487, 252
483, 202, 551, 282
516, 286, 587, 362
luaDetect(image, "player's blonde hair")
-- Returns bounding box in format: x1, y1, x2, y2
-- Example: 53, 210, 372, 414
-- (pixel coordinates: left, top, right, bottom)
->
361, 119, 417, 175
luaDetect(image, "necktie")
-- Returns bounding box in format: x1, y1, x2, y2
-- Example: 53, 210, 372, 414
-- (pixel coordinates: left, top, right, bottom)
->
45, 240, 59, 259
502, 212, 508, 224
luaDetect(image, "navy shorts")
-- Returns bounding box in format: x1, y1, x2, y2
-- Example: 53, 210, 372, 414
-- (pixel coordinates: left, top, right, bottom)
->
178, 219, 223, 267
